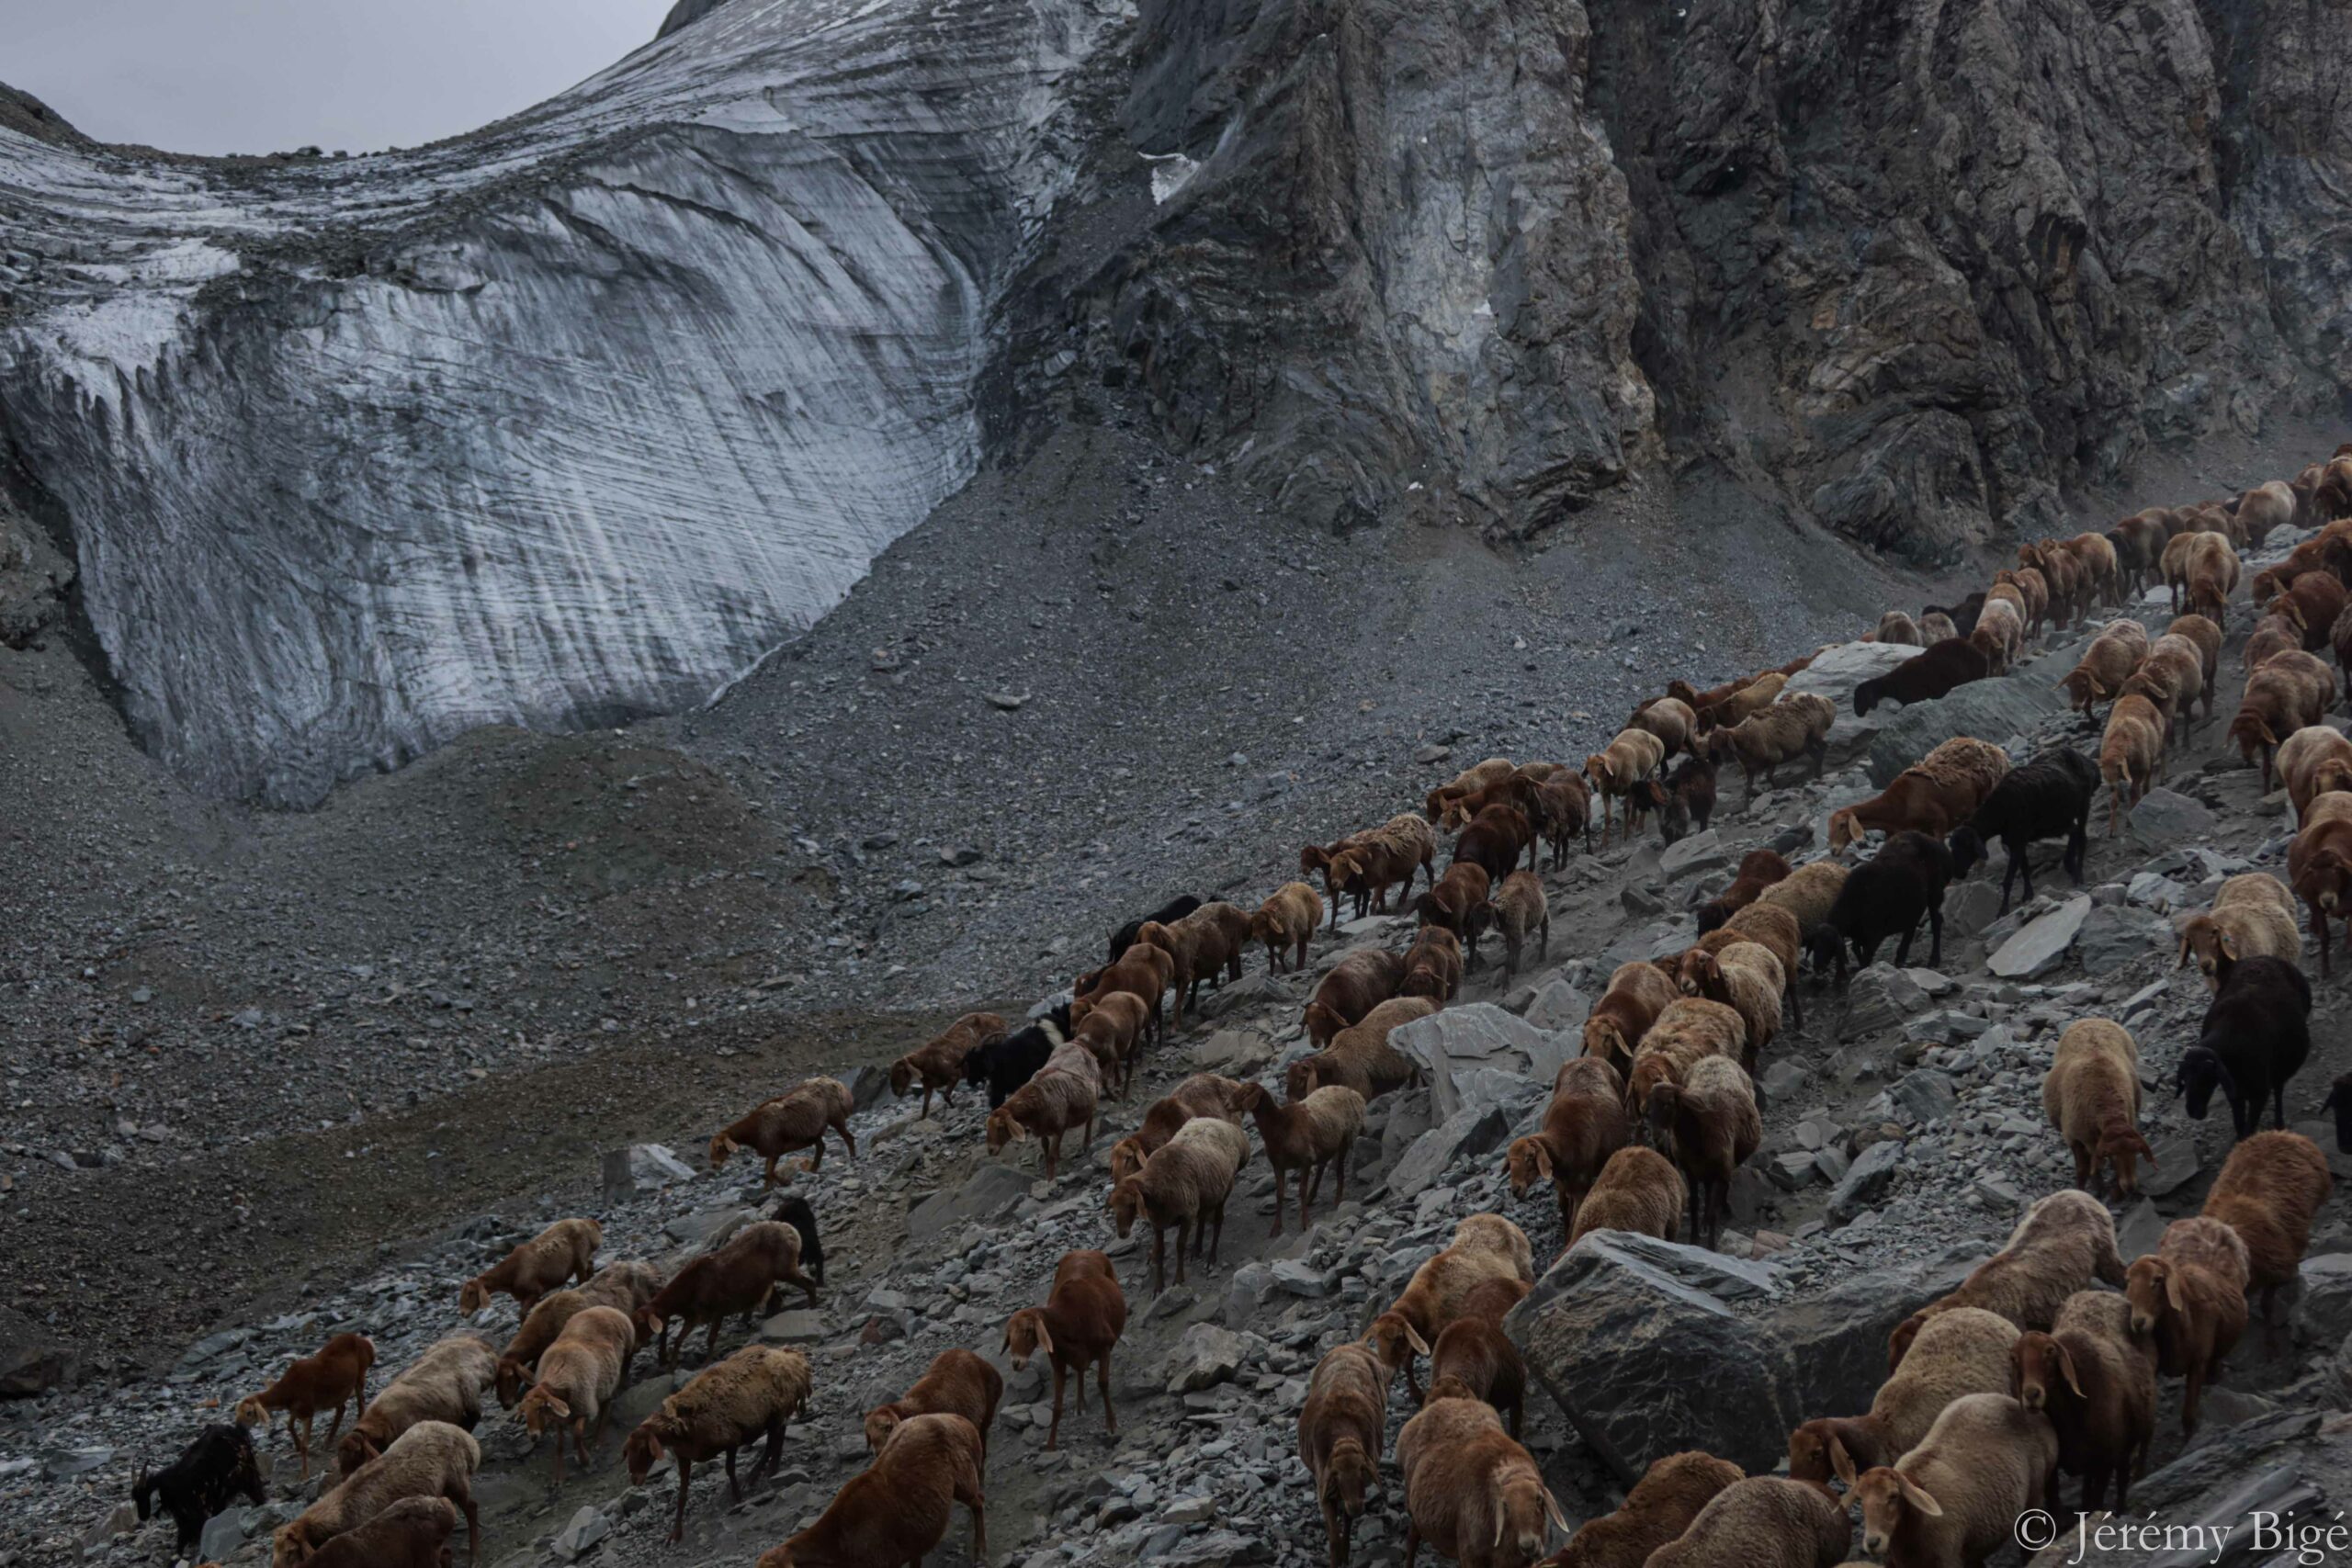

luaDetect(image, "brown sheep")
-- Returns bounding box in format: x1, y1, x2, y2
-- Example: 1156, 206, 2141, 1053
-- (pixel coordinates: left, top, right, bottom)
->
1303, 949, 1409, 1046
754, 1413, 984, 1568
1299, 1339, 1389, 1568
1071, 942, 1174, 1043
2183, 530, 2241, 624
1110, 1073, 1250, 1179
1578, 960, 1681, 1078
1108, 1118, 1250, 1291
2289, 790, 2352, 969
1071, 990, 1148, 1099
1827, 738, 2009, 852
1641, 1055, 1758, 1249
1001, 1250, 1127, 1450
1623, 997, 1746, 1116
1425, 758, 1518, 823
236, 1334, 377, 1482
1487, 871, 1550, 981
1140, 901, 1253, 1028
2175, 872, 2300, 988
1415, 862, 1493, 955
1566, 1145, 1687, 1249
2064, 530, 2121, 604
2012, 1293, 2154, 1512
1752, 860, 1847, 941
1674, 941, 1781, 1066
2231, 653, 2336, 788
512, 1305, 637, 1485
1396, 1396, 1566, 1568
2120, 632, 2211, 739
1972, 594, 2024, 672
2245, 608, 2305, 675
298, 1497, 456, 1568
2098, 694, 2166, 836
710, 1081, 855, 1188
1546, 1450, 1743, 1568
1367, 1214, 1535, 1394
1583, 728, 1667, 845
2165, 611, 2222, 693
2126, 1217, 2248, 1435
1835, 1393, 2059, 1568
1888, 1190, 2127, 1371
457, 1218, 601, 1315
1522, 769, 1593, 867
1695, 670, 1789, 732
2286, 570, 2348, 649
1322, 815, 1440, 922
2278, 723, 2352, 819
337, 1337, 496, 1476
639, 1221, 819, 1369
1995, 567, 2050, 637
862, 1348, 1001, 1461
985, 1051, 1099, 1180
2058, 620, 2148, 716
1693, 849, 1791, 933
1702, 694, 1835, 795
2202, 1130, 2333, 1325
2039, 1019, 2153, 1199
1874, 610, 1924, 647
1293, 995, 1436, 1100
1627, 696, 1699, 759
1644, 1476, 1849, 1568
1251, 882, 1324, 973
2236, 479, 2297, 546
1786, 1307, 2019, 1483
1503, 1056, 1628, 1233
1427, 1314, 1529, 1437
625, 1346, 813, 1543
277, 1422, 481, 1568
888, 1012, 1007, 1119
1238, 1082, 1366, 1235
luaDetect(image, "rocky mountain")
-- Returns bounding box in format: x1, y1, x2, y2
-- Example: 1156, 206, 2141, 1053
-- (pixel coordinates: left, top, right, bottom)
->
5, 0, 2352, 806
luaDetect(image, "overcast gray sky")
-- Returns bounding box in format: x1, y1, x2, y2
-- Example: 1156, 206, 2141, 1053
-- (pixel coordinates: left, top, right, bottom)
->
7, 0, 667, 155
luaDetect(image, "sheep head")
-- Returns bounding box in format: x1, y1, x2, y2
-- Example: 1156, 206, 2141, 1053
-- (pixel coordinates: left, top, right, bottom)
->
887, 1060, 917, 1096
2124, 1256, 2177, 1336
1849, 1465, 1941, 1558
458, 1278, 492, 1314
861, 1406, 902, 1454
515, 1385, 572, 1437
1106, 1179, 1144, 1237
2096, 1122, 2157, 1197
623, 1424, 665, 1481
984, 1108, 1023, 1155
1319, 1436, 1377, 1518
1503, 1136, 1552, 1195
2010, 1331, 2081, 1415
1366, 1312, 1429, 1373
707, 1133, 741, 1169
1002, 1308, 1052, 1366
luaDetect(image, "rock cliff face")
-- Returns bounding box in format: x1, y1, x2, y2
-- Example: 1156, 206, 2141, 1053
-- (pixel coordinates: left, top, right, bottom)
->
5, 0, 2352, 799
0, 0, 1124, 803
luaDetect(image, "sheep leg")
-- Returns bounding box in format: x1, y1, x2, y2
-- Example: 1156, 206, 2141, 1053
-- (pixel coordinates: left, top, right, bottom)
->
762, 1154, 781, 1190
1324, 1497, 1350, 1568
1268, 1168, 1287, 1238
2181, 1359, 2205, 1435
1096, 1351, 1117, 1432
1150, 1223, 1167, 1295
1927, 902, 1944, 968
1174, 1216, 1191, 1285
706, 1318, 723, 1364
1405, 1521, 1422, 1568
1209, 1200, 1227, 1268
783, 1262, 820, 1309
550, 1423, 567, 1486
2275, 1079, 2289, 1131
671, 1456, 694, 1543
452, 1483, 481, 1563
920, 1086, 933, 1120
1046, 1361, 1067, 1450
723, 1444, 741, 1502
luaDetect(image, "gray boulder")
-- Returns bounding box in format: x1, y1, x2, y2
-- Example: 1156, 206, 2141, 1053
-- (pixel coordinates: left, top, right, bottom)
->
1659, 830, 1729, 882
1163, 1323, 1250, 1393
1521, 977, 1590, 1034
1827, 1139, 1905, 1221
2121, 789, 2217, 849
1839, 964, 1925, 1042
909, 1162, 1033, 1244
1386, 1104, 1516, 1201
2075, 904, 2167, 973
601, 1142, 695, 1204
1864, 677, 2065, 785
198, 1510, 246, 1561
1393, 1004, 1569, 1121
1986, 896, 2091, 978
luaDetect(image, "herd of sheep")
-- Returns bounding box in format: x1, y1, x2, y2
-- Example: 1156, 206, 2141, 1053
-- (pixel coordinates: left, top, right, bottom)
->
123, 443, 2352, 1568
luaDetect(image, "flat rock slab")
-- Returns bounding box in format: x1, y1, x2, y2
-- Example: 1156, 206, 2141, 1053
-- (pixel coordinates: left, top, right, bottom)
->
1394, 1004, 1569, 1121
1865, 676, 2065, 786
2120, 788, 2217, 849
1986, 895, 2091, 978
909, 1163, 1033, 1244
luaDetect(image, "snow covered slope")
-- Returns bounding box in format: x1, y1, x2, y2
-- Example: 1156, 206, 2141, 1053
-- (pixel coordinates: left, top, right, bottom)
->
0, 0, 1122, 803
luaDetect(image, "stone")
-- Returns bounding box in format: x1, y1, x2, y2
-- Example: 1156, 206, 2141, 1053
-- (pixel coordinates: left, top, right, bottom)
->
85, 1501, 137, 1549
909, 1163, 1034, 1244
663, 1206, 756, 1247
1864, 676, 2066, 786
1758, 1061, 1810, 1102
1658, 829, 1729, 881
1508, 1233, 1796, 1481
1393, 1005, 1567, 1121
2115, 1199, 2165, 1263
1148, 1529, 1270, 1566
41, 1445, 110, 1480
2075, 905, 2166, 973
1985, 895, 2091, 978
1164, 1323, 1249, 1393
1195, 972, 1286, 1021
1386, 1103, 1515, 1200
1521, 978, 1589, 1034
2136, 1134, 2201, 1199
1271, 1259, 1333, 1298
842, 1064, 891, 1111
1838, 964, 1926, 1042
2293, 1255, 2352, 1347
553, 1505, 612, 1560
1827, 1139, 1904, 1221
1941, 880, 2004, 939
0, 1312, 77, 1397
600, 1143, 695, 1204
1192, 1029, 1273, 1075
2127, 871, 2190, 910
2124, 787, 2217, 848
1902, 1010, 1989, 1044
198, 1508, 246, 1560
1888, 1070, 1957, 1124
760, 1309, 826, 1342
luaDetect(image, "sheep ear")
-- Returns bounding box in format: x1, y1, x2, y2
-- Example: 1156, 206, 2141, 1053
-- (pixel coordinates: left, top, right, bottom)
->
546, 1395, 571, 1420
2165, 1268, 2188, 1314
1492, 1511, 1508, 1549
2056, 1342, 2085, 1398
2220, 934, 2240, 961
643, 1432, 664, 1462
1828, 1436, 1857, 1488
1405, 1325, 1431, 1357
1531, 1145, 1554, 1180
2175, 933, 2193, 968
1895, 1475, 1942, 1517
1033, 1320, 1055, 1357
1544, 1490, 1572, 1539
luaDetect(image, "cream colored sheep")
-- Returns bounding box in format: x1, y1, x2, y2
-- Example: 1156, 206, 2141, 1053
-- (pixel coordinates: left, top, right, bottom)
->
457, 1217, 601, 1314
276, 1421, 481, 1567
2041, 1019, 2153, 1199
1786, 1306, 2019, 1482
1840, 1393, 2057, 1568
513, 1304, 634, 1485
625, 1345, 813, 1542
1107, 1117, 1250, 1292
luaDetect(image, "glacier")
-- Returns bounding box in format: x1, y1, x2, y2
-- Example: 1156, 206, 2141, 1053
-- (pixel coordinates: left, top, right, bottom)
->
0, 0, 1125, 804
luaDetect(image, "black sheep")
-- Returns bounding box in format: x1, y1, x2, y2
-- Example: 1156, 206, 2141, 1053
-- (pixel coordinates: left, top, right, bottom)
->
134, 1424, 264, 1553
1946, 748, 2098, 913
1107, 896, 1202, 963
1654, 757, 1717, 845
1803, 829, 1952, 987
766, 1192, 825, 1285
1923, 592, 1986, 637
2177, 953, 2312, 1140
1852, 637, 1991, 716
2322, 1072, 2352, 1153
963, 1008, 1068, 1108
